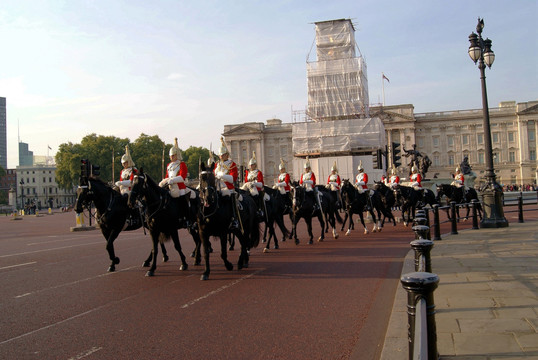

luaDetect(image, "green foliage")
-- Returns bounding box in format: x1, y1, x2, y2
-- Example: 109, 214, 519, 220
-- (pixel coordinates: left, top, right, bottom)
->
54, 133, 212, 188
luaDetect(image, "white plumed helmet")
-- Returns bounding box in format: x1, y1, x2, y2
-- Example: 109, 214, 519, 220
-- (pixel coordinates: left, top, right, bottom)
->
331, 161, 338, 172
357, 160, 364, 172
121, 145, 135, 167
248, 151, 257, 166
217, 137, 229, 156
278, 158, 286, 171
169, 137, 182, 160
304, 156, 311, 169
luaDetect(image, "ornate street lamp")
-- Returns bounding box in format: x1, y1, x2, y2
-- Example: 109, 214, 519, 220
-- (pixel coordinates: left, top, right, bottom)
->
468, 18, 508, 228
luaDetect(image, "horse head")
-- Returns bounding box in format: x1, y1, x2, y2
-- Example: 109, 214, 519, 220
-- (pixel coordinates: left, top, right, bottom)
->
75, 184, 91, 213
129, 170, 147, 209
198, 163, 217, 209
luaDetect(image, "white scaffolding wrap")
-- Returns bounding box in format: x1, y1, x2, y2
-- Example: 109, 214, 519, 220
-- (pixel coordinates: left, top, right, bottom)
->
307, 19, 369, 119
292, 117, 385, 154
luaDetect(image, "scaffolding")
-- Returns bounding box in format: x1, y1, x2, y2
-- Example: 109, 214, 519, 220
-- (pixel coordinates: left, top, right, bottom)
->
306, 19, 369, 120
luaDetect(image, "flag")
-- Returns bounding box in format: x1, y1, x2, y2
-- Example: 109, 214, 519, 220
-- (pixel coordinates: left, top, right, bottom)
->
48, 145, 52, 150
382, 73, 390, 83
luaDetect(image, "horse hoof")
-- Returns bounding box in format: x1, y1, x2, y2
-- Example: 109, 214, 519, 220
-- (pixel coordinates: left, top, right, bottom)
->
193, 260, 201, 266
200, 274, 209, 281
145, 271, 154, 277
225, 263, 234, 271
318, 237, 323, 242
163, 255, 169, 262
308, 240, 313, 245
262, 239, 267, 243
295, 239, 300, 245
274, 245, 279, 249
142, 261, 150, 267
190, 251, 195, 258
334, 234, 339, 239
229, 246, 234, 251
364, 229, 369, 234
345, 230, 351, 236
180, 264, 188, 271
108, 266, 115, 272
263, 247, 269, 253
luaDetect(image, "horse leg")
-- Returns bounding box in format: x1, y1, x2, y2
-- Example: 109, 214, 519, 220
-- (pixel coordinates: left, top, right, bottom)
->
293, 216, 300, 245
345, 211, 353, 236
359, 212, 369, 234
306, 216, 314, 244
221, 233, 234, 271
143, 251, 152, 267
146, 232, 159, 277
318, 213, 325, 242
190, 228, 202, 266
200, 231, 211, 280
160, 242, 169, 262
341, 212, 348, 232
105, 230, 121, 272
262, 222, 268, 243
171, 231, 188, 271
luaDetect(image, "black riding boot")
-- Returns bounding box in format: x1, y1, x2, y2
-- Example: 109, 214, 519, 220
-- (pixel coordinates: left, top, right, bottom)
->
229, 194, 240, 231
257, 193, 265, 220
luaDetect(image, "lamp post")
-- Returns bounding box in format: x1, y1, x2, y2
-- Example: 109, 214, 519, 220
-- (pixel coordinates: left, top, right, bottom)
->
468, 18, 508, 228
19, 178, 25, 210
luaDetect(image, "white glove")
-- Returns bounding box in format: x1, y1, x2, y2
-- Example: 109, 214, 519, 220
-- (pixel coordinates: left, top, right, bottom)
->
168, 175, 184, 185
159, 178, 169, 187
116, 180, 130, 187
220, 174, 233, 183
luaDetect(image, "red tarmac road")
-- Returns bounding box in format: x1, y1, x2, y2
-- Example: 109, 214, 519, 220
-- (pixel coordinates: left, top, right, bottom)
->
0, 207, 519, 360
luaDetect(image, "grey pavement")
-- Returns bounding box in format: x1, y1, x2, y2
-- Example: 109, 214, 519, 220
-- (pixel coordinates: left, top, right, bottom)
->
381, 220, 538, 360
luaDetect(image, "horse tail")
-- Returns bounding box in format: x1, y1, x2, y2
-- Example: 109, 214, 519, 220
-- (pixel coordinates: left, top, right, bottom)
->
250, 220, 261, 249
158, 232, 171, 244
334, 209, 343, 224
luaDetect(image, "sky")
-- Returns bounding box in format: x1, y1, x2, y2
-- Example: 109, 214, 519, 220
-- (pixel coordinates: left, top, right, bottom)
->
1, 0, 537, 169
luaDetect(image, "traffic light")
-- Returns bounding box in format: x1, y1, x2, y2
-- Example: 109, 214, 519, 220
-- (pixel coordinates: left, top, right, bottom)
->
81, 159, 89, 178
372, 150, 383, 170
91, 164, 100, 177
392, 142, 402, 168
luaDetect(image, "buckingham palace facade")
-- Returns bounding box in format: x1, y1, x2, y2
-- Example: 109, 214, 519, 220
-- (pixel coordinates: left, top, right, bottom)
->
222, 99, 538, 187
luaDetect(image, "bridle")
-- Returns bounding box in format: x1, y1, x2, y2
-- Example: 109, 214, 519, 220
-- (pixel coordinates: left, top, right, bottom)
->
198, 171, 219, 220
130, 174, 164, 219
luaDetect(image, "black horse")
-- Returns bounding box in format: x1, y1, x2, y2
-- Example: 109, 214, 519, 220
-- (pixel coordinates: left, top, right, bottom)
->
392, 184, 422, 226
290, 183, 328, 244
128, 170, 197, 276
436, 183, 482, 221
75, 176, 170, 272
340, 180, 385, 235
316, 185, 344, 239
258, 186, 291, 252
372, 181, 397, 226
197, 163, 260, 281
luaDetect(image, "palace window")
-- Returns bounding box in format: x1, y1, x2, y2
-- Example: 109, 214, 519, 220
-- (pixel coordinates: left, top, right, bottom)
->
509, 152, 515, 163
492, 133, 500, 143
447, 135, 454, 147
462, 134, 469, 145
477, 134, 484, 145
448, 155, 454, 166
433, 155, 440, 166
530, 149, 536, 161
432, 137, 439, 147
508, 132, 514, 142
478, 152, 485, 164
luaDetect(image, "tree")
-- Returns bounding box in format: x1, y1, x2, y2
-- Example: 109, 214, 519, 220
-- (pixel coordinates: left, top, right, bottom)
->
130, 134, 168, 181
183, 146, 215, 180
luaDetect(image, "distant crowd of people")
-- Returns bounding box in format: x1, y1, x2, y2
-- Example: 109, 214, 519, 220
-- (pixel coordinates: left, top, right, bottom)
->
503, 183, 537, 192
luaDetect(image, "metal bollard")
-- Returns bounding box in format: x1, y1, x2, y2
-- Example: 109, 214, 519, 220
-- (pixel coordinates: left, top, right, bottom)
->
432, 204, 441, 241
410, 238, 434, 273
471, 199, 479, 230
401, 272, 439, 360
450, 201, 458, 235
518, 195, 524, 223
412, 224, 430, 240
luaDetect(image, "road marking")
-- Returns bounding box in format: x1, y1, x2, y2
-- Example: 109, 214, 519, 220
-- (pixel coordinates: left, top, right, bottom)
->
27, 236, 94, 246
0, 241, 103, 258
12, 265, 141, 299
67, 346, 103, 360
0, 261, 36, 270
181, 269, 263, 309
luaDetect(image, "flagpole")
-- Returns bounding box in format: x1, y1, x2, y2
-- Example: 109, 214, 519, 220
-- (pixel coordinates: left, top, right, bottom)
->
382, 72, 385, 106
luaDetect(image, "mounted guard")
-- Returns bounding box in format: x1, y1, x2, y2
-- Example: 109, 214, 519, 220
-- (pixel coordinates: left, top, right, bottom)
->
241, 151, 267, 219
299, 157, 321, 212
275, 158, 292, 212
326, 161, 343, 210
213, 137, 240, 230
114, 145, 141, 227
354, 160, 373, 210
410, 163, 425, 207
388, 166, 400, 189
